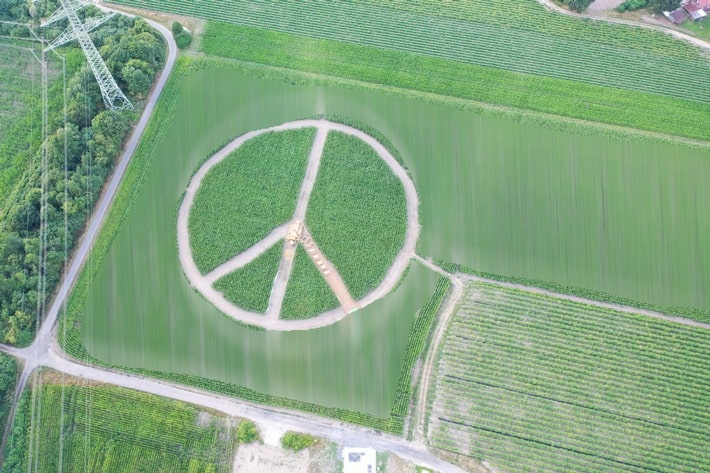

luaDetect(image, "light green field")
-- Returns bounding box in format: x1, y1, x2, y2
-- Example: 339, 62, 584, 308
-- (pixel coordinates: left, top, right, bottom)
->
429, 282, 710, 472
307, 130, 407, 299
280, 245, 340, 319
66, 56, 708, 419
1, 378, 234, 473
214, 240, 283, 313
114, 0, 709, 141
188, 129, 314, 273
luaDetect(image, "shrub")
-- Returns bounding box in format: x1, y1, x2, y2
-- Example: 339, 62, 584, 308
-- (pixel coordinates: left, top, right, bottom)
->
237, 420, 259, 444
281, 431, 316, 451
176, 30, 192, 49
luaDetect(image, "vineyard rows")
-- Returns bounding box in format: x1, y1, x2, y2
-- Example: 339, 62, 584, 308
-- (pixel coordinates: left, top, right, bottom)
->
428, 282, 710, 472
115, 0, 710, 103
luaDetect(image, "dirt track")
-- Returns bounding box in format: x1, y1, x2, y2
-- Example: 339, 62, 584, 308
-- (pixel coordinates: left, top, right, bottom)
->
177, 119, 419, 331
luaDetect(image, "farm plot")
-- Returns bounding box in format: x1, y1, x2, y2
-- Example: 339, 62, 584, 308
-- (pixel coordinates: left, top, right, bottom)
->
199, 23, 709, 142
65, 58, 708, 426
1, 377, 235, 473
188, 129, 314, 273
428, 281, 710, 472
113, 0, 710, 105
306, 130, 407, 300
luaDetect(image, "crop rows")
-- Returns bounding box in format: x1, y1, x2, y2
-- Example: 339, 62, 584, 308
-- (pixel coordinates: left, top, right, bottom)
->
115, 0, 710, 103
15, 383, 234, 472
188, 128, 314, 273
214, 240, 283, 313
428, 282, 710, 472
306, 131, 407, 299
354, 0, 703, 59
280, 245, 340, 319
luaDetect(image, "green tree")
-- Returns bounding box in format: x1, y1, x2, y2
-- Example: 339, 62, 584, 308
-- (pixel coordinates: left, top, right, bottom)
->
237, 420, 260, 444
649, 0, 681, 11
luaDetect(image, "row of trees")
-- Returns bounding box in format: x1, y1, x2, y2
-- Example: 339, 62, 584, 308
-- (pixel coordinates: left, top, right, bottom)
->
0, 4, 166, 345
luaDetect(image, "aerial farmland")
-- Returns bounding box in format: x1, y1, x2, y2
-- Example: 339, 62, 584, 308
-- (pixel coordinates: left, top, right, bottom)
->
0, 0, 708, 472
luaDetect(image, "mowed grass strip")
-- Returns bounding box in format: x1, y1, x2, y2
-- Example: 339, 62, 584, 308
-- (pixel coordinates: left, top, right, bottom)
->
213, 240, 283, 313
429, 282, 710, 473
200, 23, 709, 142
280, 245, 340, 319
306, 131, 407, 300
188, 128, 315, 273
2, 381, 234, 473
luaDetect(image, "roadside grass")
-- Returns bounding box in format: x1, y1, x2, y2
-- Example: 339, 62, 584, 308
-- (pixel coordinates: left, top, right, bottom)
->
1, 375, 235, 473
188, 128, 314, 273
429, 281, 710, 472
280, 245, 340, 319
213, 240, 283, 314
0, 353, 18, 434
306, 130, 407, 300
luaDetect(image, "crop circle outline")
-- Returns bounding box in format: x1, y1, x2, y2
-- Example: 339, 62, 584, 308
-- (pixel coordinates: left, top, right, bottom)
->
177, 119, 419, 331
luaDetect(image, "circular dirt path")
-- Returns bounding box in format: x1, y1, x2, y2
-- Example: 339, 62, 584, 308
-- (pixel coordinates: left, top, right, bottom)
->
177, 119, 420, 331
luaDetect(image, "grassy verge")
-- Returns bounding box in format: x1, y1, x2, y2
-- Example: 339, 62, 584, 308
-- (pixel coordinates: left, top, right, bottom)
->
200, 22, 709, 142
214, 240, 283, 313
188, 128, 314, 273
0, 374, 235, 472
280, 245, 340, 319
0, 353, 18, 432
429, 281, 710, 472
306, 131, 407, 299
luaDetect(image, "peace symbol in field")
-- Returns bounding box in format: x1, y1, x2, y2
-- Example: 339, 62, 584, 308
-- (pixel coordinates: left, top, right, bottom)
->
177, 119, 419, 331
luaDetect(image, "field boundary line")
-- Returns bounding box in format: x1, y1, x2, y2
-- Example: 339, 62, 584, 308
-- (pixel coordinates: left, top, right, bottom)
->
195, 55, 710, 149
464, 274, 710, 330
410, 255, 465, 444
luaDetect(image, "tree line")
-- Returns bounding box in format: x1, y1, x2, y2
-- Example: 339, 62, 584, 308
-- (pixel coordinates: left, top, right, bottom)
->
0, 2, 166, 345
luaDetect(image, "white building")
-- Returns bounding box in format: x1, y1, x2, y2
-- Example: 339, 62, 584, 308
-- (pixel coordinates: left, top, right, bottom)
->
342, 447, 376, 473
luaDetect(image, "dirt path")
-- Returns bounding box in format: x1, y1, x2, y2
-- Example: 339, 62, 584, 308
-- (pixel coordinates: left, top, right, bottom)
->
178, 119, 420, 331
301, 226, 359, 313
586, 0, 625, 12
204, 224, 288, 284
409, 256, 464, 444
536, 0, 710, 51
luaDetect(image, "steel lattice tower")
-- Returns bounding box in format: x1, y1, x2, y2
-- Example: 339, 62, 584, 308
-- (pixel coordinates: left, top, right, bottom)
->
42, 0, 132, 111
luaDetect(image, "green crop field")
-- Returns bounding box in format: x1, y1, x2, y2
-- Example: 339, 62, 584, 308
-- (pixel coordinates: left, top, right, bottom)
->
114, 0, 710, 141
428, 282, 710, 472
60, 54, 709, 424
1, 377, 234, 472
281, 245, 340, 319
213, 240, 283, 313
188, 129, 314, 273
307, 130, 407, 299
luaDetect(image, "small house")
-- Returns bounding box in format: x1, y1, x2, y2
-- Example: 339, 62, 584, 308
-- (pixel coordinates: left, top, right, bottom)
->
342, 447, 377, 473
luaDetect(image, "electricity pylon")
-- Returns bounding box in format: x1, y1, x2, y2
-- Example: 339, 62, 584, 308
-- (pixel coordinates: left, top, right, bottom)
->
42, 0, 133, 111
